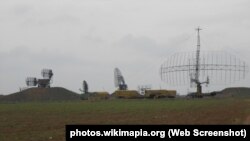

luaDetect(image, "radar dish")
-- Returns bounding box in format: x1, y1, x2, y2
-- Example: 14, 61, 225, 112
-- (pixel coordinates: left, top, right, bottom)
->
114, 68, 127, 90
80, 80, 88, 94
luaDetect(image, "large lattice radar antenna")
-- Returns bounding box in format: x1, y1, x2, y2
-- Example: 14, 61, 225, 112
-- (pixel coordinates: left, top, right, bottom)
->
160, 27, 248, 97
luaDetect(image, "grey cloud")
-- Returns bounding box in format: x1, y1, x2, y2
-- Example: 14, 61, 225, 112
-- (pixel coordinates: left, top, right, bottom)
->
19, 14, 82, 27
118, 33, 194, 58
119, 35, 157, 49
0, 46, 91, 71
0, 0, 249, 95
12, 5, 33, 16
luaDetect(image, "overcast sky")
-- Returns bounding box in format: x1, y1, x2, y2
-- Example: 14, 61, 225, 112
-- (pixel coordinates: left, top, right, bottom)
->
0, 0, 250, 95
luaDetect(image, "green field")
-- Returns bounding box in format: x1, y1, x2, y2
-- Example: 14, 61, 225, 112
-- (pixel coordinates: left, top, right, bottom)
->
0, 98, 250, 141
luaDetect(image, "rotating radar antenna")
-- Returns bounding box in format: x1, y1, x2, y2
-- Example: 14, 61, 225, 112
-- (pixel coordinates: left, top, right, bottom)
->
160, 27, 248, 97
114, 68, 128, 90
26, 77, 37, 87
79, 80, 88, 94
25, 69, 54, 88
41, 69, 53, 79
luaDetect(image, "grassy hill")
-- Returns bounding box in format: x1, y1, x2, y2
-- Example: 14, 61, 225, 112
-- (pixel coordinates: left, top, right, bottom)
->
0, 87, 250, 140
216, 87, 250, 98
0, 87, 80, 102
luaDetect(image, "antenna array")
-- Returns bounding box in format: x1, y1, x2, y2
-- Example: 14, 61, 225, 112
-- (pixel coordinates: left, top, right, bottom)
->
160, 28, 248, 96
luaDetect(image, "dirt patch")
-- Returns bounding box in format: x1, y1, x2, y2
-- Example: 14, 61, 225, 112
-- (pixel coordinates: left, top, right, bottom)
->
244, 115, 250, 124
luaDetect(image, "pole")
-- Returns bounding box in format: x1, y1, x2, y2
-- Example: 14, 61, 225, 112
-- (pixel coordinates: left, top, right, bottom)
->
195, 27, 202, 96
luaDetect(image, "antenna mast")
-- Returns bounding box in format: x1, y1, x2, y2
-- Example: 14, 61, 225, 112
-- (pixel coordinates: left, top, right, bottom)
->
195, 27, 201, 83
192, 27, 209, 97
195, 27, 202, 96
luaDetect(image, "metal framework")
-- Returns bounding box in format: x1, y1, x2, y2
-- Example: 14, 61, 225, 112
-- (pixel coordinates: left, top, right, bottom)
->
114, 68, 128, 90
160, 28, 248, 96
41, 69, 53, 79
138, 85, 151, 95
26, 77, 37, 86
26, 69, 54, 88
79, 80, 88, 94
